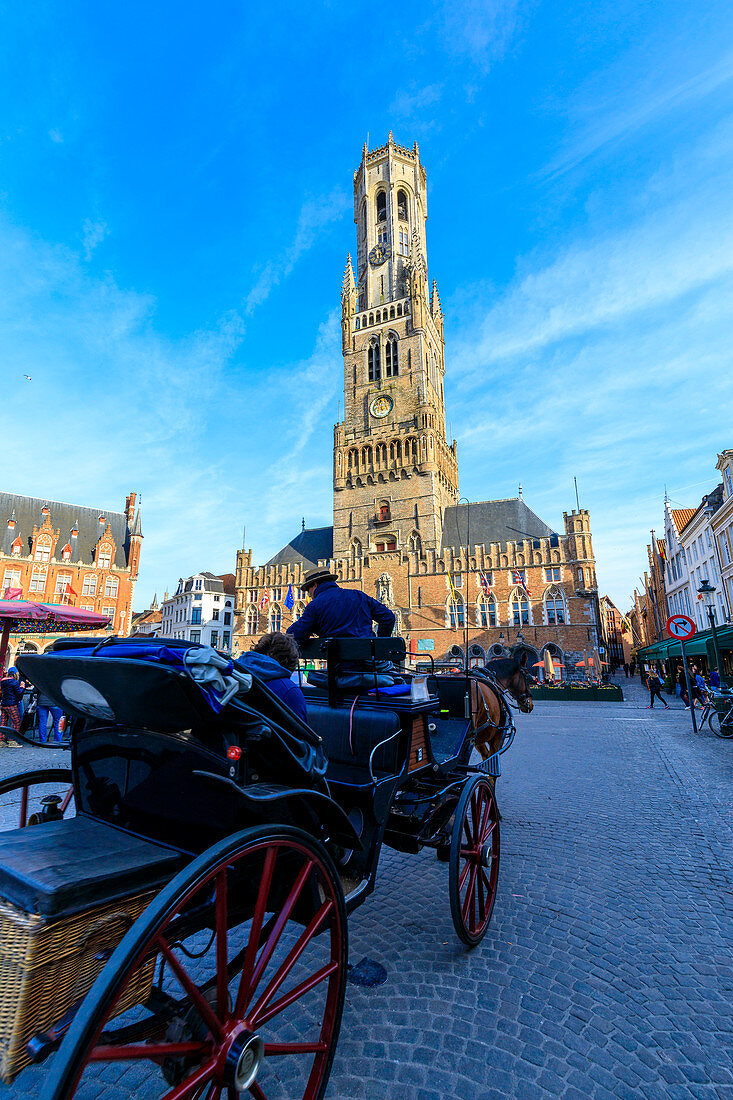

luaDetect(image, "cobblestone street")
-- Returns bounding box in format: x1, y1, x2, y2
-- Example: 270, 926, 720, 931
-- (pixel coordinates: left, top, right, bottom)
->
1, 675, 731, 1099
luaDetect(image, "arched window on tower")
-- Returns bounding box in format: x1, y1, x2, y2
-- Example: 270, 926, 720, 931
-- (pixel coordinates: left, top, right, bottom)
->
385, 335, 398, 377
408, 531, 422, 551
376, 191, 387, 223
368, 340, 381, 382
361, 203, 367, 238
397, 189, 408, 220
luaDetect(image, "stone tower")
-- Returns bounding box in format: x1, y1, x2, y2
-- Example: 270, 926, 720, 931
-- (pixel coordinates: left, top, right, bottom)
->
333, 134, 459, 559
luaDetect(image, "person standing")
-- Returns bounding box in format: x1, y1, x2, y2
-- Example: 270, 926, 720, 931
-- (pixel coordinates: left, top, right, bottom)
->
647, 669, 669, 709
0, 669, 26, 740
35, 688, 65, 744
623, 662, 630, 678
677, 665, 690, 708
710, 668, 721, 690
629, 660, 636, 677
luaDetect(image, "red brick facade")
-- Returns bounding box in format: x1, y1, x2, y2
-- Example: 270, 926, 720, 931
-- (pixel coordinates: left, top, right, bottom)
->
0, 491, 142, 659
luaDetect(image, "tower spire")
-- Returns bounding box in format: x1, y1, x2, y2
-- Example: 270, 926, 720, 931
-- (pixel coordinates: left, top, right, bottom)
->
342, 253, 356, 295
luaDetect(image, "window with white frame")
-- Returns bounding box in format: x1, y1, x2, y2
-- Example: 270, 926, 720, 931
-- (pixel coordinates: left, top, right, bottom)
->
272, 588, 282, 602
545, 567, 560, 582
29, 566, 47, 592
191, 631, 201, 644
97, 548, 112, 569
448, 597, 465, 629
511, 590, 530, 626
104, 576, 118, 598
725, 468, 733, 498
34, 536, 51, 562
2, 568, 20, 593
477, 596, 497, 627
545, 587, 566, 624
55, 573, 72, 596
102, 605, 115, 621
720, 534, 732, 566
194, 578, 202, 590
80, 603, 94, 612
270, 606, 282, 632
248, 590, 258, 603
212, 609, 219, 620
245, 607, 258, 635
210, 630, 219, 648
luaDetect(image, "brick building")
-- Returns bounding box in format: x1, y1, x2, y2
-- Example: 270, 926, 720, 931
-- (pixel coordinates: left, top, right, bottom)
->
234, 137, 602, 676
0, 490, 142, 659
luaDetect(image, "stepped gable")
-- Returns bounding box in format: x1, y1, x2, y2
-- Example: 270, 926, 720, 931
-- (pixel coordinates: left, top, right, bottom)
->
0, 491, 130, 567
442, 497, 555, 552
265, 526, 334, 571
670, 508, 695, 533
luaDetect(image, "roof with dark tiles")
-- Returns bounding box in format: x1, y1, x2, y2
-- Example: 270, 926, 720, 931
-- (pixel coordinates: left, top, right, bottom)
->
441, 498, 556, 552
266, 527, 334, 570
0, 492, 133, 568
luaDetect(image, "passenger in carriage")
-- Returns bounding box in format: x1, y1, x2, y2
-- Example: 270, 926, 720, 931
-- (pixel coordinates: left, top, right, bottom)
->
235, 632, 308, 722
287, 568, 395, 645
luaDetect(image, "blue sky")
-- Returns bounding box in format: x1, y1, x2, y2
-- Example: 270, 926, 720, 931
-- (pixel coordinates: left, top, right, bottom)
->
1, 0, 732, 612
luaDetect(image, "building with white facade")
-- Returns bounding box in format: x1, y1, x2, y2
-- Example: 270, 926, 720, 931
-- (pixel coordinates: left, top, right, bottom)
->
678, 485, 729, 631
711, 450, 733, 622
160, 572, 236, 652
663, 504, 695, 621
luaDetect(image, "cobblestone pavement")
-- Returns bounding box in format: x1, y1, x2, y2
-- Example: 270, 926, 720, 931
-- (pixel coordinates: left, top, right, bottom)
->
0, 675, 731, 1099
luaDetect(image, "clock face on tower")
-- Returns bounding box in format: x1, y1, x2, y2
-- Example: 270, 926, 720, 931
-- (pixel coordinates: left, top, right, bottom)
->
368, 243, 391, 266
370, 395, 393, 419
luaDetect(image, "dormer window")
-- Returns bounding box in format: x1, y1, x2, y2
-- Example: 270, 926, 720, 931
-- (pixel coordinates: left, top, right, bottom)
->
726, 468, 733, 498
61, 545, 71, 561
97, 547, 112, 569
11, 538, 21, 556
376, 191, 387, 223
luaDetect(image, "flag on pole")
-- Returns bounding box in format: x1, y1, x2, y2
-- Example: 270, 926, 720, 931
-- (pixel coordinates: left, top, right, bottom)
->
478, 572, 492, 596
512, 569, 532, 597
284, 584, 294, 611
64, 582, 77, 600
446, 574, 459, 602
259, 592, 269, 611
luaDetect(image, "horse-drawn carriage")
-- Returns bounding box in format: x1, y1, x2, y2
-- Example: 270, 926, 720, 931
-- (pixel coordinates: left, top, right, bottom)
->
0, 635, 531, 1099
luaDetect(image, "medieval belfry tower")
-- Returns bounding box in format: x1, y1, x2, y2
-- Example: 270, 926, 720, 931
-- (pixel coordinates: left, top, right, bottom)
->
333, 133, 459, 559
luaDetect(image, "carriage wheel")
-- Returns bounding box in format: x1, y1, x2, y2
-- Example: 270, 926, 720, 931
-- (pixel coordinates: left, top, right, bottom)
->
0, 768, 74, 829
44, 825, 348, 1100
449, 775, 500, 947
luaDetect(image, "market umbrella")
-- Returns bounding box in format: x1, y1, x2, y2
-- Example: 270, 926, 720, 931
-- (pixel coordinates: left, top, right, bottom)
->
544, 650, 560, 679
0, 601, 111, 672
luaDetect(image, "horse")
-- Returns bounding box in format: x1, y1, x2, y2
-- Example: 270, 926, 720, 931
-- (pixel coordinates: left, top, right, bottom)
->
470, 653, 534, 761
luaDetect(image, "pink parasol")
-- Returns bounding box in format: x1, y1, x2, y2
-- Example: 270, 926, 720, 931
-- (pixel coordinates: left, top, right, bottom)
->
0, 601, 111, 671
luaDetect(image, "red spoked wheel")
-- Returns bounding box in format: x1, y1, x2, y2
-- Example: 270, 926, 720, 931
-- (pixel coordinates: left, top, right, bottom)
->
43, 825, 348, 1100
0, 768, 74, 829
449, 775, 500, 947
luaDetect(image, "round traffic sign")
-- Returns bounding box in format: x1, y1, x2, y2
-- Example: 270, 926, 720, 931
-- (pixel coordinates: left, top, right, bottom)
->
665, 614, 696, 641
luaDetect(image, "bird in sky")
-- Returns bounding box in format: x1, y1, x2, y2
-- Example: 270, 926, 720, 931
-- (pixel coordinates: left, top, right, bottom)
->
23, 374, 31, 381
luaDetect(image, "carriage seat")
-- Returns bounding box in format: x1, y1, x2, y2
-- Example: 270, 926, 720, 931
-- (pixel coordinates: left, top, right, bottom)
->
0, 816, 184, 919
306, 704, 404, 788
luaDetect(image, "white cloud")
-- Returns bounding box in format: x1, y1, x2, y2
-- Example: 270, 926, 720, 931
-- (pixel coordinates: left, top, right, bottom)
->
81, 218, 109, 260
389, 84, 443, 119
48, 129, 64, 144
244, 188, 350, 315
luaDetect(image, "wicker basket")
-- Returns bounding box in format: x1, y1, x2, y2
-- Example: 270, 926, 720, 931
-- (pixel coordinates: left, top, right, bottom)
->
0, 889, 158, 1082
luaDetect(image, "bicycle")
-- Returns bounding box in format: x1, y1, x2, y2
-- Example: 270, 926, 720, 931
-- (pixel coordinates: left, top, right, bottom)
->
702, 690, 733, 738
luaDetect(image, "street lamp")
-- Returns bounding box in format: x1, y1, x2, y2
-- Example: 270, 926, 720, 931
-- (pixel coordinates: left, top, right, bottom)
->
516, 631, 525, 649
698, 579, 723, 682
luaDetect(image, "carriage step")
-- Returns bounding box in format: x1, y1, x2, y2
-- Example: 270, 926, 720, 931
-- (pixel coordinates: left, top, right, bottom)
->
476, 755, 501, 777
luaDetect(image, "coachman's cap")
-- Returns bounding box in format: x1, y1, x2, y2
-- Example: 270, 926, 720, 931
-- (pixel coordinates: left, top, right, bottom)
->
301, 567, 338, 591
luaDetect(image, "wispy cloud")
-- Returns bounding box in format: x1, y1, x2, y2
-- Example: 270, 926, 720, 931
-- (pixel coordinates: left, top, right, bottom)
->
244, 188, 350, 315
543, 49, 733, 181
389, 84, 443, 119
48, 129, 64, 144
435, 0, 522, 71
81, 218, 109, 260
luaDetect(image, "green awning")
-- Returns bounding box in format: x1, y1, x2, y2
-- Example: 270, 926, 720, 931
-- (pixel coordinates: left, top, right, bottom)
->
636, 624, 733, 662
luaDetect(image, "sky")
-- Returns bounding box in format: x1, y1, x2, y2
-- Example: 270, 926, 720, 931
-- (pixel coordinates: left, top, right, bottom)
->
1, 0, 732, 612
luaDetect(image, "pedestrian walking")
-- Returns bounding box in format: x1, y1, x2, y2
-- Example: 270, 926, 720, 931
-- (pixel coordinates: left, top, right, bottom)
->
623, 662, 630, 678
630, 660, 636, 677
35, 688, 65, 744
677, 666, 691, 707
647, 670, 669, 709
0, 668, 27, 740
690, 665, 705, 709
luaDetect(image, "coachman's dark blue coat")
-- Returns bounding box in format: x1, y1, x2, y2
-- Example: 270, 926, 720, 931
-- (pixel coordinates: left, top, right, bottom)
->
287, 581, 395, 646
